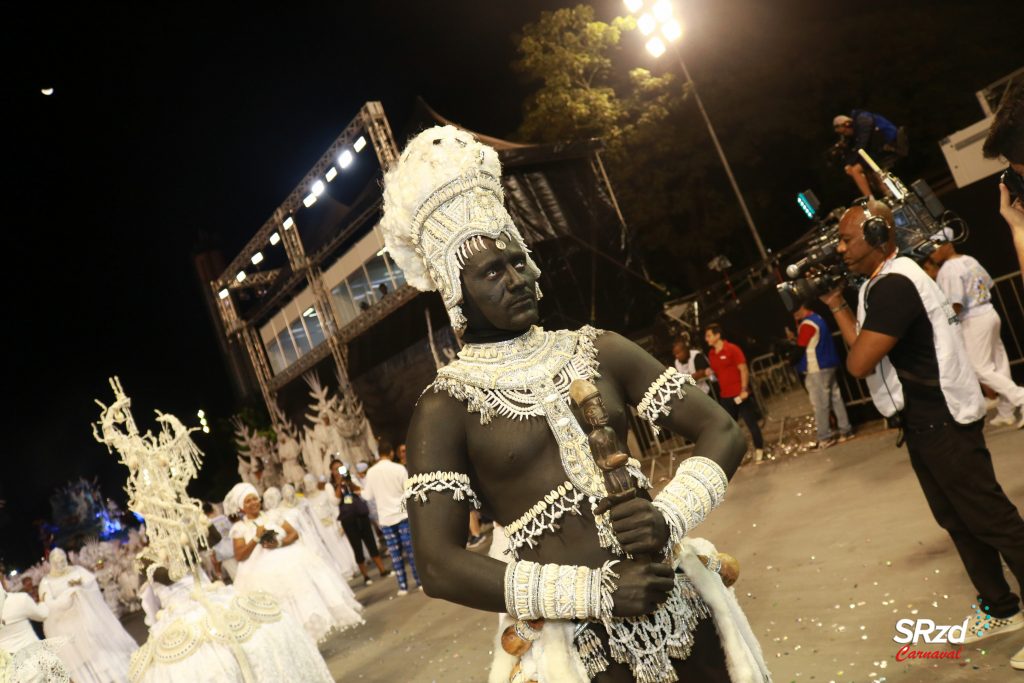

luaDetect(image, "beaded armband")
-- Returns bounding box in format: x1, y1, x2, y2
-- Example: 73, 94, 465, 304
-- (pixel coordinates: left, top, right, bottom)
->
504, 559, 618, 621
651, 457, 727, 557
635, 367, 696, 435
402, 471, 482, 511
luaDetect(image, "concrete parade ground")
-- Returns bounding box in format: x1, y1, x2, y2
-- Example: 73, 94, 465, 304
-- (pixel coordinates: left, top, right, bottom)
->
319, 400, 1024, 683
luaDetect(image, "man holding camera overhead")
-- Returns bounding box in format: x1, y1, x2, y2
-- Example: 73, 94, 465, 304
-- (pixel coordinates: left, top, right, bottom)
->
820, 198, 1024, 667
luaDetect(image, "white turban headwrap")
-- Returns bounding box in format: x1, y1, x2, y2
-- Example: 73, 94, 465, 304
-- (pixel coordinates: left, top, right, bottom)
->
225, 483, 260, 516
262, 487, 282, 510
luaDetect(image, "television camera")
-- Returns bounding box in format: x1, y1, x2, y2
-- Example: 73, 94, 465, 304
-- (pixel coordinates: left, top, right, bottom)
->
777, 151, 967, 312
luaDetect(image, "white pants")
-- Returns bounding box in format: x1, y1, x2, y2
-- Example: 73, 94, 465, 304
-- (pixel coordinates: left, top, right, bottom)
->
962, 307, 1024, 417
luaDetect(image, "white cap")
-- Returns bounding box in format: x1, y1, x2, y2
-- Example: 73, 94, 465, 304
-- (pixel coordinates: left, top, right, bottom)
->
833, 114, 853, 127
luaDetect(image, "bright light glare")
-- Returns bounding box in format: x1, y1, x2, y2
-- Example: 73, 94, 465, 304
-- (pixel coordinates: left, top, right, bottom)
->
303, 306, 316, 317
200, 417, 208, 425
302, 193, 317, 207
652, 0, 673, 22
202, 425, 210, 434
197, 409, 205, 418
325, 166, 338, 182
338, 150, 354, 168
251, 251, 264, 265
623, 0, 643, 13
645, 36, 667, 57
269, 231, 280, 245
353, 136, 367, 152
311, 179, 325, 197
41, 88, 54, 96
236, 271, 247, 283
218, 288, 229, 299
662, 19, 682, 42
283, 216, 294, 230
637, 13, 657, 35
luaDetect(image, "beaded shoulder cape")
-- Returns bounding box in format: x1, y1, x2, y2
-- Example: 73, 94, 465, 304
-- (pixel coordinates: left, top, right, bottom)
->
429, 325, 608, 500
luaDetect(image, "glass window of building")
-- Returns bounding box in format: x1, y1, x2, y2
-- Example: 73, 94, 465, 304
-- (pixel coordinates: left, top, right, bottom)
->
277, 328, 298, 366
364, 255, 393, 299
347, 267, 373, 311
331, 282, 358, 326
384, 252, 406, 288
289, 317, 312, 356
304, 309, 326, 347
266, 338, 286, 375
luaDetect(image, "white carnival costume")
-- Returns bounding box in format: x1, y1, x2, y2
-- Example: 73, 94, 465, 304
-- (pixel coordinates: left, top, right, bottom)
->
262, 486, 359, 579
93, 376, 334, 683
0, 585, 70, 683
381, 126, 770, 683
225, 483, 363, 642
38, 549, 136, 683
299, 475, 361, 579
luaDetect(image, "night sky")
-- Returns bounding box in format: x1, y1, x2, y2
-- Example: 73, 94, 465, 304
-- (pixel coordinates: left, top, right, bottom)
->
5, 1, 1022, 567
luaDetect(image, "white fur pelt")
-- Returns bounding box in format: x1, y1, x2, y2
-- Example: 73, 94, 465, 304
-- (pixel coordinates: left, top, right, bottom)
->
487, 534, 771, 683
679, 538, 772, 683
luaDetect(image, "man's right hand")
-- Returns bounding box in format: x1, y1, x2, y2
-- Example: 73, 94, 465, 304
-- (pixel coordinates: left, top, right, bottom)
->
999, 182, 1024, 237
610, 560, 675, 617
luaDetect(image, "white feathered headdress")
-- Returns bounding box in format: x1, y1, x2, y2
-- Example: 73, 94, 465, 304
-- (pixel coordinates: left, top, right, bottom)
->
379, 125, 541, 332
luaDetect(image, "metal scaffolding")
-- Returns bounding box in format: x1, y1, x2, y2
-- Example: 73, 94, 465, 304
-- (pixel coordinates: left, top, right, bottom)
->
211, 102, 400, 426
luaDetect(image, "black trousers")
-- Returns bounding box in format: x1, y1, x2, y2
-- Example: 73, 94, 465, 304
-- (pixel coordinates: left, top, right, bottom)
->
719, 397, 764, 449
341, 515, 381, 564
905, 418, 1024, 617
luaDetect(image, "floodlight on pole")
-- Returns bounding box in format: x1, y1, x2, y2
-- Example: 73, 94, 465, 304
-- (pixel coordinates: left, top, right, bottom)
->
652, 0, 672, 21
236, 270, 247, 283
353, 136, 367, 153
202, 425, 210, 434
637, 13, 657, 35
251, 251, 264, 265
625, 0, 768, 261
645, 37, 666, 57
325, 166, 338, 182
197, 409, 205, 418
269, 231, 281, 245
282, 216, 294, 230
338, 150, 354, 169
662, 19, 682, 42
311, 179, 326, 197
218, 288, 229, 299
302, 193, 317, 208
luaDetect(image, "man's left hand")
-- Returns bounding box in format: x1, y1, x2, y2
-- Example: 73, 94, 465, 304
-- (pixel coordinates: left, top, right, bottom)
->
819, 287, 845, 309
607, 498, 669, 557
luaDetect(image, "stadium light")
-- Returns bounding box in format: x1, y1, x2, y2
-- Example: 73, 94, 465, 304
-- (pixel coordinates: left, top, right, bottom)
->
218, 288, 229, 299
353, 136, 367, 152
637, 13, 657, 35
202, 425, 210, 434
302, 193, 317, 208
269, 231, 280, 245
325, 166, 338, 182
311, 179, 326, 197
236, 270, 247, 283
652, 0, 672, 22
303, 306, 316, 317
338, 150, 354, 169
624, 0, 644, 13
645, 37, 666, 57
662, 19, 682, 41
251, 251, 264, 265
283, 216, 294, 230
197, 409, 205, 418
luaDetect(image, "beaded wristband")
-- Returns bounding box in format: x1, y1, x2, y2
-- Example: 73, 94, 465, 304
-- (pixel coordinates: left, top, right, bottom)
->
504, 559, 619, 621
652, 457, 727, 557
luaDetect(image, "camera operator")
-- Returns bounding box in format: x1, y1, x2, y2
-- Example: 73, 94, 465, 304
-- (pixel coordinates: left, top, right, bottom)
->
928, 233, 1024, 429
833, 111, 900, 198
820, 200, 1024, 656
792, 303, 854, 448
982, 84, 1024, 275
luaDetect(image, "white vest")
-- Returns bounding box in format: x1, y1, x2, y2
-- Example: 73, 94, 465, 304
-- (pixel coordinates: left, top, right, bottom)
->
856, 256, 985, 424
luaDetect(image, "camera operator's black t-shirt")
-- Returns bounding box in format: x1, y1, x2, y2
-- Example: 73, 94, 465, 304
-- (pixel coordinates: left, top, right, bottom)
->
861, 273, 950, 422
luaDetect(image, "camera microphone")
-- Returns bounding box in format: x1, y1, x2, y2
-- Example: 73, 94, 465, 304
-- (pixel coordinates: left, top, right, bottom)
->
786, 240, 838, 278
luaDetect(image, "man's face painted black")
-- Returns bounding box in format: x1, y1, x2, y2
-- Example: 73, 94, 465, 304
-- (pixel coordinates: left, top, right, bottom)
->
460, 236, 539, 338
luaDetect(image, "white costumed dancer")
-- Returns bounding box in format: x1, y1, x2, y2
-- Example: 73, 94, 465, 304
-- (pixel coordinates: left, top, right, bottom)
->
226, 483, 364, 642
134, 572, 332, 683
300, 474, 361, 579
261, 486, 352, 578
275, 432, 306, 488
38, 549, 136, 683
93, 376, 335, 683
0, 584, 70, 683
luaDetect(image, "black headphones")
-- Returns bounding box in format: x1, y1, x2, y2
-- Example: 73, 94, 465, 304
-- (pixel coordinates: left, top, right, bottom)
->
860, 200, 891, 249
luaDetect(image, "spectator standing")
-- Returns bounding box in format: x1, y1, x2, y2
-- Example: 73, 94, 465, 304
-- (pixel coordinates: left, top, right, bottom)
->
705, 324, 765, 462
361, 440, 421, 595
793, 304, 854, 447
672, 339, 717, 399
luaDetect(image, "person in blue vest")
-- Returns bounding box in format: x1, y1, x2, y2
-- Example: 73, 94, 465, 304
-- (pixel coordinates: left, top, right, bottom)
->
794, 303, 854, 448
833, 110, 900, 198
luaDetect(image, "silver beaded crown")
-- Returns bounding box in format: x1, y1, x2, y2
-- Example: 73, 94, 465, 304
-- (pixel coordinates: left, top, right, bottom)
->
381, 126, 541, 331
